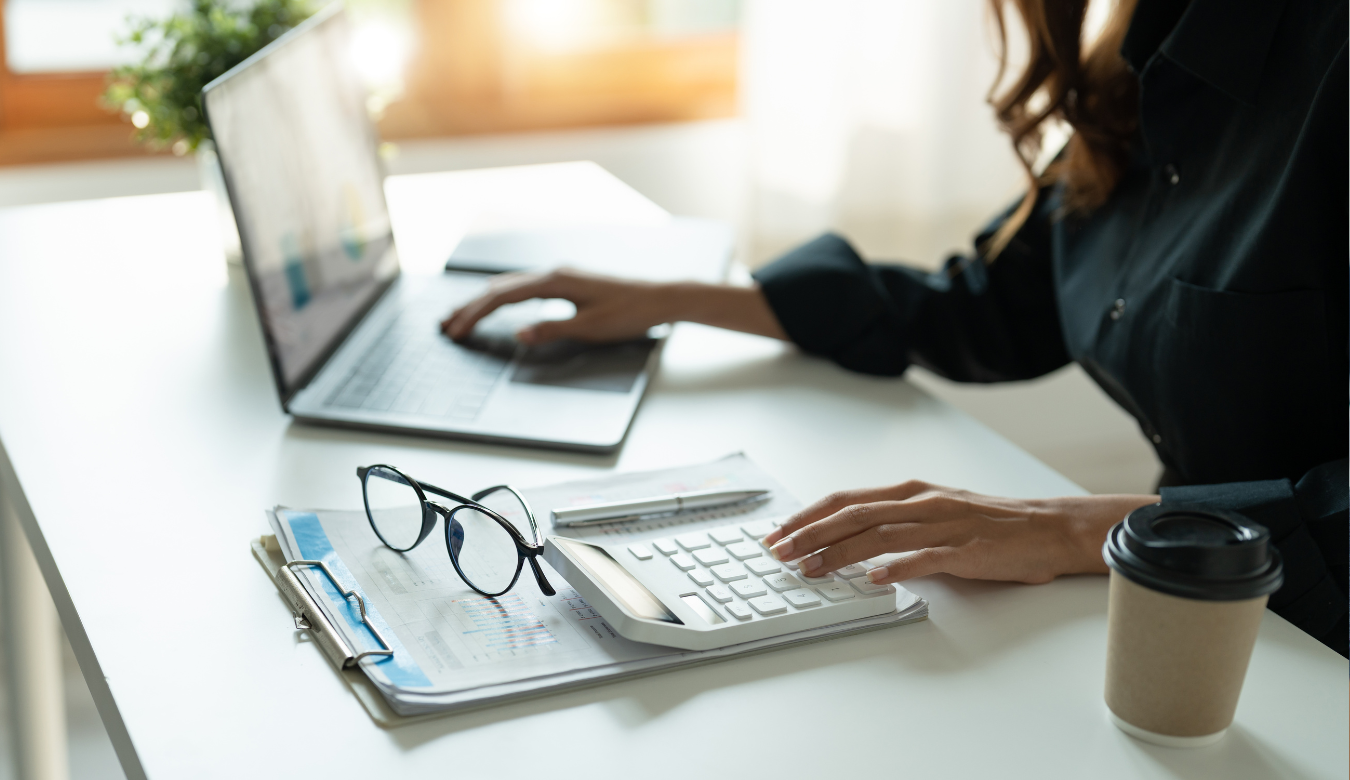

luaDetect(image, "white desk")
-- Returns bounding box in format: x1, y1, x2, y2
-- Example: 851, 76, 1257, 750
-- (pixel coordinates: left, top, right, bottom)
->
0, 168, 1344, 780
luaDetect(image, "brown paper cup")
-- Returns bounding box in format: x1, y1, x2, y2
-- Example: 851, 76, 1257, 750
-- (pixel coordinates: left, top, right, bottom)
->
1104, 570, 1267, 746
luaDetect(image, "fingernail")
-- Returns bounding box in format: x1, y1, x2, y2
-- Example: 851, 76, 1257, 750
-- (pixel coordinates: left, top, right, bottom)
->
799, 554, 822, 574
769, 537, 794, 560
866, 566, 888, 583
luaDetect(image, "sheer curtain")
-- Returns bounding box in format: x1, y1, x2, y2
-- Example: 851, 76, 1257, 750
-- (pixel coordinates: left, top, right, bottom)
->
739, 0, 1028, 269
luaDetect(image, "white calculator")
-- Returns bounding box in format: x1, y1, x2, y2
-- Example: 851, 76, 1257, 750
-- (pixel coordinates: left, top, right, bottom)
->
543, 518, 897, 651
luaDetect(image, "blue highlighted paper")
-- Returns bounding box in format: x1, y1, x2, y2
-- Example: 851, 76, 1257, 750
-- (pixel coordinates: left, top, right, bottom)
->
282, 511, 432, 689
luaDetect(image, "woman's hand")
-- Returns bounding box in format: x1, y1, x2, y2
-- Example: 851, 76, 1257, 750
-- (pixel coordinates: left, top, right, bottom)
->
762, 481, 1159, 585
441, 269, 788, 345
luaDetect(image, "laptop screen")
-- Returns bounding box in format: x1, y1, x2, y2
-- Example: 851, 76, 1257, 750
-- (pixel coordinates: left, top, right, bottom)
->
203, 7, 397, 400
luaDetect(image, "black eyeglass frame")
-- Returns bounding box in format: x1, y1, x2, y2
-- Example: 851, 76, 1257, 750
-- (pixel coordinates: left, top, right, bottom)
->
356, 464, 555, 598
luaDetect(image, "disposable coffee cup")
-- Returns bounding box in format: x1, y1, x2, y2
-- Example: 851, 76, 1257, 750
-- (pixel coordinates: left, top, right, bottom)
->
1102, 504, 1283, 748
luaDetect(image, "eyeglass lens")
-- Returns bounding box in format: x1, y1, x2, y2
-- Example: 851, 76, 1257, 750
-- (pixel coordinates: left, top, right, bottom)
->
448, 506, 522, 595
474, 486, 539, 543
364, 466, 425, 550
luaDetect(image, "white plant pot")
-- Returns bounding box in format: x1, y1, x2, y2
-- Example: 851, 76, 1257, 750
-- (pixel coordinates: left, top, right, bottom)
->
195, 140, 244, 266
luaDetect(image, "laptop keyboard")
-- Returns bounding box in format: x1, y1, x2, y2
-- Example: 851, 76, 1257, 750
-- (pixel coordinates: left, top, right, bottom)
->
324, 310, 510, 420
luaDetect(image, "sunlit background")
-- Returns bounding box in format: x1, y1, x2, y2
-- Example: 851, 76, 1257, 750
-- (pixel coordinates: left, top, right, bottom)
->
0, 2, 1155, 778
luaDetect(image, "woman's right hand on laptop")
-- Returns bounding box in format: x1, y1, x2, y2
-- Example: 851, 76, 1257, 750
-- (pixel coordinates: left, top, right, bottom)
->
441, 269, 789, 345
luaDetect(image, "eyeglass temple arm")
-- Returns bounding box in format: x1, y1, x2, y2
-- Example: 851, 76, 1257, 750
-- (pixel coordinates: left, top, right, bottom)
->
525, 554, 556, 597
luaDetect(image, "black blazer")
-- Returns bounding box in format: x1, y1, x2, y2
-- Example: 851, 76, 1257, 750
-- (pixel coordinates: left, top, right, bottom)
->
754, 0, 1348, 655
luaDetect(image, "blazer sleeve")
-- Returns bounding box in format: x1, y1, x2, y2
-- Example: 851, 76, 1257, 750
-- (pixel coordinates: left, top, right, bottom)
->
1161, 458, 1349, 658
753, 188, 1071, 382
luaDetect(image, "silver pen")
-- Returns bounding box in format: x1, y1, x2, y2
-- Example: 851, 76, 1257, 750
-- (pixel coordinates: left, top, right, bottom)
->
552, 489, 771, 527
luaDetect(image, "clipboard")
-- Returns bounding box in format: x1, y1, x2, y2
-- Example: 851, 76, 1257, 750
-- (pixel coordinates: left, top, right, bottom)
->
252, 532, 927, 729
252, 454, 928, 727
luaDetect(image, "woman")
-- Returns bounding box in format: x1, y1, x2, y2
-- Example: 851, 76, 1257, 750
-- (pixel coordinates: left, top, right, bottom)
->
444, 0, 1348, 655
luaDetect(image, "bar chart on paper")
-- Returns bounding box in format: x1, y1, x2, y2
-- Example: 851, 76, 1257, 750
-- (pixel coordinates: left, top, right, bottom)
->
441, 593, 561, 662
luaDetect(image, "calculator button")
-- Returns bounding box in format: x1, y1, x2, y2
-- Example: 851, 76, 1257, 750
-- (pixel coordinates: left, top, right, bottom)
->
749, 595, 788, 616
741, 519, 778, 538
726, 602, 753, 620
836, 563, 867, 579
726, 541, 762, 560
710, 527, 744, 545
711, 563, 747, 582
688, 569, 715, 587
693, 548, 729, 567
677, 533, 711, 551
731, 579, 768, 599
798, 572, 834, 585
783, 588, 821, 609
653, 539, 679, 556
670, 553, 697, 571
627, 544, 654, 560
851, 578, 894, 596
706, 584, 734, 603
765, 573, 803, 592
745, 558, 781, 576
817, 583, 856, 602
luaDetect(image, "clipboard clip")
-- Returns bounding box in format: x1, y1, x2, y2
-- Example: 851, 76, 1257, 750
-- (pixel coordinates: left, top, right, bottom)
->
277, 559, 395, 669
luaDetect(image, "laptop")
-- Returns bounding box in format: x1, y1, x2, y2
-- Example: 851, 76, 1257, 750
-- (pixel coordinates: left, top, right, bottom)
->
201, 5, 731, 453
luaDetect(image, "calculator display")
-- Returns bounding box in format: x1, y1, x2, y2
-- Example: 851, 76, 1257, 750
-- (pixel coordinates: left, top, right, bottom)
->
679, 594, 726, 625
553, 538, 682, 624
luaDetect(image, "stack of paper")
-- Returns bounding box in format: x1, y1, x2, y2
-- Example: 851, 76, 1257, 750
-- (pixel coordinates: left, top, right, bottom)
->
259, 454, 929, 717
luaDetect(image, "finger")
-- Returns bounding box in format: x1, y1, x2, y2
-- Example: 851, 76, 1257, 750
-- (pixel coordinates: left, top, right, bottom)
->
796, 520, 952, 577
765, 483, 926, 546
864, 547, 958, 584
770, 492, 965, 562
443, 275, 563, 340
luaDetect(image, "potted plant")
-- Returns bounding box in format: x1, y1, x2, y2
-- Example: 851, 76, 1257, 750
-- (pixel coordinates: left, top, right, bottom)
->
102, 0, 314, 262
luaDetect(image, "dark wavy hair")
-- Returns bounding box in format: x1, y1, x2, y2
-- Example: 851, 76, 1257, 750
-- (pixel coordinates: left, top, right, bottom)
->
984, 0, 1141, 258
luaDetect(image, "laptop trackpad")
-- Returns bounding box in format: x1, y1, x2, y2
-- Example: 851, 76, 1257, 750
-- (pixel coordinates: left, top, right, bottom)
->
510, 339, 654, 393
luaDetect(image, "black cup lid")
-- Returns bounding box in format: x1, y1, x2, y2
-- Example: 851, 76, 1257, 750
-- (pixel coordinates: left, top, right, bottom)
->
1103, 503, 1283, 601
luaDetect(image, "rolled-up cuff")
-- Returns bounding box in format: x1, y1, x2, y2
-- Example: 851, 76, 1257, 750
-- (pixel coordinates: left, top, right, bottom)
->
753, 234, 910, 375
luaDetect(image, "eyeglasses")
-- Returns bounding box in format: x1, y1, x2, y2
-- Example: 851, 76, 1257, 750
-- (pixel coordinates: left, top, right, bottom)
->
356, 464, 555, 598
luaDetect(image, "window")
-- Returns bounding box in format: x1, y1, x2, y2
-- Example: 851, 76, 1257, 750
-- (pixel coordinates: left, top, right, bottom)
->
0, 0, 740, 166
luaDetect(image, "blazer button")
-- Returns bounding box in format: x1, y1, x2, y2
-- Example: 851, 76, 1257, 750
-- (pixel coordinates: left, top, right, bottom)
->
1162, 163, 1180, 185
1109, 298, 1126, 320
1151, 433, 1163, 444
